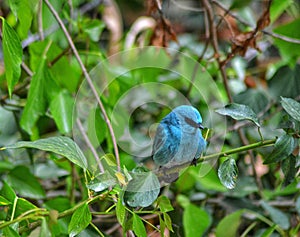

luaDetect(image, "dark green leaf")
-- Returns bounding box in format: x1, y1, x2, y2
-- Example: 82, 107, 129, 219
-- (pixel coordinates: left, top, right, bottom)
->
269, 65, 300, 99
215, 210, 244, 237
132, 214, 147, 237
123, 170, 160, 207
116, 198, 126, 227
281, 97, 300, 122
281, 155, 297, 186
264, 134, 295, 164
157, 196, 174, 213
5, 136, 88, 170
216, 103, 260, 127
68, 203, 92, 237
87, 171, 117, 192
7, 166, 45, 199
49, 90, 74, 134
218, 158, 238, 189
261, 201, 290, 230
20, 58, 59, 135
234, 89, 269, 114
0, 18, 23, 97
183, 204, 211, 237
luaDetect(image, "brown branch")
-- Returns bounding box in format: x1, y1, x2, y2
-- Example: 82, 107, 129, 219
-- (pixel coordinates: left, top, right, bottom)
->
202, 0, 233, 102
43, 0, 121, 172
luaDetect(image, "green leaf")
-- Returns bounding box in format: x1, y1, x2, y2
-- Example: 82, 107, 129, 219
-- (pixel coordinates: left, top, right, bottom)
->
216, 103, 260, 127
7, 166, 45, 199
5, 136, 88, 170
40, 217, 51, 237
83, 19, 105, 42
49, 90, 74, 134
264, 134, 295, 164
270, 0, 293, 23
281, 155, 297, 186
273, 19, 300, 64
215, 210, 244, 237
8, 0, 39, 39
68, 203, 92, 237
0, 195, 11, 206
269, 65, 300, 99
87, 171, 117, 192
296, 196, 300, 216
16, 198, 38, 218
116, 198, 126, 227
260, 225, 277, 237
0, 17, 23, 97
3, 226, 20, 237
281, 97, 300, 122
183, 204, 211, 237
20, 58, 59, 135
132, 213, 147, 237
163, 212, 173, 232
261, 201, 290, 230
157, 196, 174, 213
218, 158, 238, 189
0, 181, 16, 202
123, 170, 160, 207
234, 89, 269, 114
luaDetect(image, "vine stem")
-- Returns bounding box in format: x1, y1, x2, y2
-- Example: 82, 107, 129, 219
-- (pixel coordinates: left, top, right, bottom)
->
155, 138, 276, 177
43, 0, 121, 172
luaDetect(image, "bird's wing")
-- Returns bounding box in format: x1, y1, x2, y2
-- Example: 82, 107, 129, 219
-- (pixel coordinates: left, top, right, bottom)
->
152, 123, 180, 166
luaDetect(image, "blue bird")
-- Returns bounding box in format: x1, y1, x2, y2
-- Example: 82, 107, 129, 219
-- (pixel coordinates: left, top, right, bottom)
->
152, 105, 207, 170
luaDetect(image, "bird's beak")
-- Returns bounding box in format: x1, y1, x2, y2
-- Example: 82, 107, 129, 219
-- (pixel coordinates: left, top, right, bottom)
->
198, 123, 204, 129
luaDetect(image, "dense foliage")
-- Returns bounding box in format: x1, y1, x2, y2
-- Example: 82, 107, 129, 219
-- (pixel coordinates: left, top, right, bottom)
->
0, 0, 299, 236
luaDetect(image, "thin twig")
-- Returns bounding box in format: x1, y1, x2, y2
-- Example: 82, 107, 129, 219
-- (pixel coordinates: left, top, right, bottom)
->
43, 0, 121, 172
76, 118, 104, 173
202, 0, 233, 102
212, 0, 300, 45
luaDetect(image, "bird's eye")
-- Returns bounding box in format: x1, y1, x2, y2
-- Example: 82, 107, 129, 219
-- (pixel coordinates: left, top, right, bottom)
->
184, 117, 200, 128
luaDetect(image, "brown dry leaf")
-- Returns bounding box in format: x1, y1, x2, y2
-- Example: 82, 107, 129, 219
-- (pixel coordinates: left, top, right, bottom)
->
150, 18, 177, 47
231, 31, 258, 56
256, 9, 270, 31
146, 0, 161, 15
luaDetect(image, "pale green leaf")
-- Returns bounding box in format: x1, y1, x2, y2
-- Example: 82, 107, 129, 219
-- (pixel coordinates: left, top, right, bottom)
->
215, 210, 244, 237
216, 103, 260, 127
183, 204, 211, 237
281, 97, 300, 122
5, 136, 88, 170
218, 158, 238, 189
132, 213, 147, 237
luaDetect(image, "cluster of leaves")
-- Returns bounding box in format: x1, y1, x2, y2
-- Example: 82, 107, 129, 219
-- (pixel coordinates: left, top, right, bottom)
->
0, 0, 300, 236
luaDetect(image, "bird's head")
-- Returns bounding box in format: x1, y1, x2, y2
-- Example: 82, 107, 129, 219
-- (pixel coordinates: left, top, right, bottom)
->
173, 105, 204, 130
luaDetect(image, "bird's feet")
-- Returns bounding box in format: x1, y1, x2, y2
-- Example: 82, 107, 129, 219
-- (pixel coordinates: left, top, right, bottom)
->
190, 158, 197, 167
